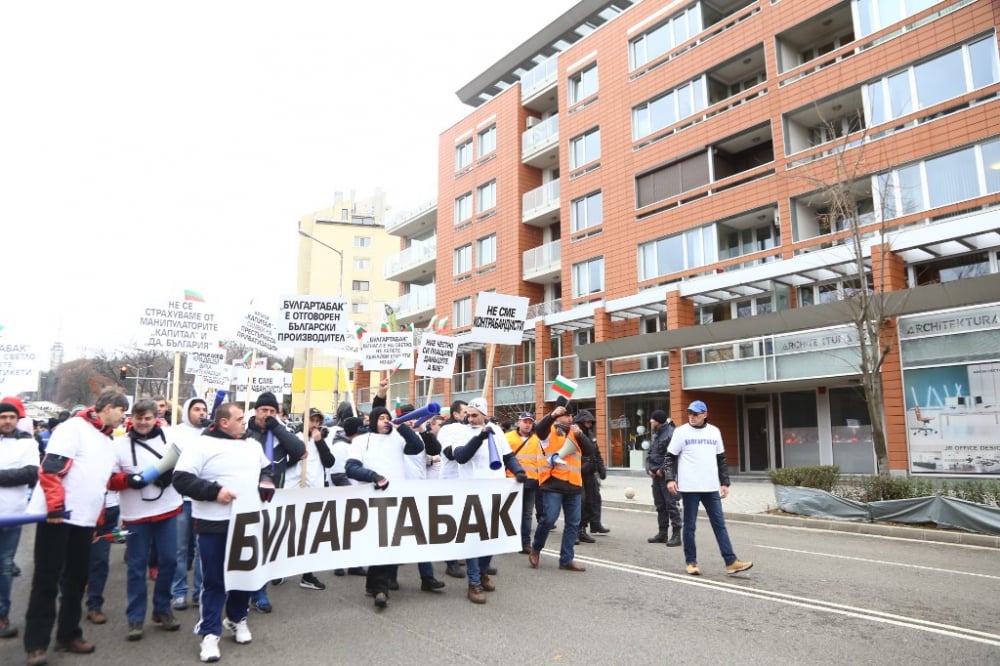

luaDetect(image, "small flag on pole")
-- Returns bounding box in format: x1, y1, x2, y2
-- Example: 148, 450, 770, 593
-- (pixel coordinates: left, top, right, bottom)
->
356, 325, 367, 340
184, 289, 205, 303
380, 321, 389, 333
242, 350, 254, 364
552, 374, 577, 399
436, 316, 449, 332
427, 315, 438, 330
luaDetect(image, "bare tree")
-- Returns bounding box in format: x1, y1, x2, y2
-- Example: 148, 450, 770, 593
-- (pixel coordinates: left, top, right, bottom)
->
54, 358, 120, 408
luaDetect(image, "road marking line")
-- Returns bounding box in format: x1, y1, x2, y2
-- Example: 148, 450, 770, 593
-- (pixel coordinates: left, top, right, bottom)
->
757, 545, 1000, 580
558, 551, 1000, 647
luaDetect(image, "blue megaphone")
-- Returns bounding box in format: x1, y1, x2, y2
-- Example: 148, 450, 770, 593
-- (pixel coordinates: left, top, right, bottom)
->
392, 402, 441, 426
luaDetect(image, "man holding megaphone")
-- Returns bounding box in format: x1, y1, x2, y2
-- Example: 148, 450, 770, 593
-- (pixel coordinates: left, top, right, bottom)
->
108, 399, 183, 641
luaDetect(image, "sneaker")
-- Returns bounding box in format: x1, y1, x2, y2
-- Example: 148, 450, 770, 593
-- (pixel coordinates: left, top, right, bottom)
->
85, 608, 107, 625
172, 596, 188, 611
222, 617, 252, 644
686, 563, 701, 576
270, 577, 285, 586
249, 598, 272, 614
725, 559, 753, 575
299, 573, 326, 590
467, 585, 486, 604
373, 592, 388, 608
199, 634, 221, 663
151, 611, 180, 631
126, 622, 144, 641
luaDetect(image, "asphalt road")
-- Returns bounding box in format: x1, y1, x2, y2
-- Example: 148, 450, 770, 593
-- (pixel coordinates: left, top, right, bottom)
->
3, 502, 998, 665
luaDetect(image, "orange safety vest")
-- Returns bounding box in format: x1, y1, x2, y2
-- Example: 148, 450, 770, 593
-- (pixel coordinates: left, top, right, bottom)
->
505, 430, 542, 481
536, 428, 582, 487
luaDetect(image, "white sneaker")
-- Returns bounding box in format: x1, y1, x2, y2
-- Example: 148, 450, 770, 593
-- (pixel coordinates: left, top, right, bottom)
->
199, 634, 221, 662
223, 617, 252, 644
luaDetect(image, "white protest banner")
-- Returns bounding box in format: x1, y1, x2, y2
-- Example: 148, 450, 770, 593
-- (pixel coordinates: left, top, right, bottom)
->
185, 351, 225, 375
0, 335, 41, 394
361, 332, 414, 371
136, 296, 221, 353
466, 291, 529, 346
232, 368, 285, 401
224, 479, 522, 589
197, 367, 232, 392
235, 306, 278, 354
276, 295, 352, 349
282, 372, 293, 396
415, 333, 458, 379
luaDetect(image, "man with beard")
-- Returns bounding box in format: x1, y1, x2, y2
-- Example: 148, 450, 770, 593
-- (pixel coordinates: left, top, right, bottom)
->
0, 401, 38, 639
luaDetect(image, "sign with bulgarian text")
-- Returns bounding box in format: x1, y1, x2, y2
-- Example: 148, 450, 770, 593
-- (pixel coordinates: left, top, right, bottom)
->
275, 295, 352, 349
236, 306, 279, 354
232, 367, 285, 402
223, 479, 522, 589
415, 333, 457, 379
185, 351, 226, 375
466, 292, 528, 346
361, 332, 414, 371
137, 296, 221, 353
0, 326, 40, 393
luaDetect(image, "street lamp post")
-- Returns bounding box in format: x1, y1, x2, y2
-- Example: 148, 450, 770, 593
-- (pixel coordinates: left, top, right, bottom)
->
297, 227, 345, 406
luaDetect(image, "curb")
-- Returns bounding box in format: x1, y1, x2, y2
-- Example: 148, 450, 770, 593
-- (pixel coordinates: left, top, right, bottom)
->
604, 500, 1000, 549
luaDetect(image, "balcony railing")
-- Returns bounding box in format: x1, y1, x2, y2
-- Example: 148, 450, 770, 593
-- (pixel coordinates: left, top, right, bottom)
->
522, 179, 560, 221
522, 115, 559, 156
493, 360, 536, 389
384, 199, 436, 234
522, 240, 561, 280
520, 56, 558, 100
383, 237, 437, 279
526, 299, 562, 320
396, 285, 436, 316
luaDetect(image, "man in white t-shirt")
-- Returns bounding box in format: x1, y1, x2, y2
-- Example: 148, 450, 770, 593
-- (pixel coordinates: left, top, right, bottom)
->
23, 389, 129, 666
665, 400, 753, 577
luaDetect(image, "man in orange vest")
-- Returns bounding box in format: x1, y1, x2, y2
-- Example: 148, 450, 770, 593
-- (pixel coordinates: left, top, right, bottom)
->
528, 404, 587, 572
505, 412, 541, 554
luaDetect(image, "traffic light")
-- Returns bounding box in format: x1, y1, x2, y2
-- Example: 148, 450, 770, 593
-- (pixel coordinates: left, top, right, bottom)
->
120, 365, 128, 381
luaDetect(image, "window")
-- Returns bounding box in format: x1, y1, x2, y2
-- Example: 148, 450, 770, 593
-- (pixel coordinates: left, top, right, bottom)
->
913, 252, 992, 286
798, 277, 872, 307
629, 6, 702, 69
636, 152, 710, 208
570, 128, 600, 169
642, 314, 669, 370
571, 191, 603, 233
632, 77, 707, 140
477, 180, 496, 212
455, 139, 473, 170
453, 244, 471, 274
454, 192, 472, 224
453, 297, 471, 328
351, 302, 368, 314
865, 35, 999, 126
572, 257, 604, 297
576, 329, 595, 378
856, 0, 946, 37
569, 64, 598, 104
353, 236, 371, 248
351, 280, 370, 292
476, 234, 496, 266
477, 125, 496, 157
638, 225, 718, 280
354, 258, 370, 270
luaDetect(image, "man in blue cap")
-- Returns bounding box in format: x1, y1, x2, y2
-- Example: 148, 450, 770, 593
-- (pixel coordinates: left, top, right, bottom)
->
665, 400, 753, 577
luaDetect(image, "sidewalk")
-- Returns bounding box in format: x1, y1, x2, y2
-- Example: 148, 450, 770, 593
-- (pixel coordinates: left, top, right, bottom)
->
598, 471, 999, 548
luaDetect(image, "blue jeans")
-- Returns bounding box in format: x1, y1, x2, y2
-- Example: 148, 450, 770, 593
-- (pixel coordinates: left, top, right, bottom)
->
520, 485, 537, 548
196, 532, 250, 637
680, 491, 737, 566
125, 516, 178, 623
87, 505, 119, 611
171, 502, 202, 602
417, 562, 434, 578
532, 490, 581, 567
0, 524, 22, 617
464, 555, 492, 587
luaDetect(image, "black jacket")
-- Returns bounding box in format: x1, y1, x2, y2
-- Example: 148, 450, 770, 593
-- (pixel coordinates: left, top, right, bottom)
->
245, 418, 306, 488
647, 419, 675, 473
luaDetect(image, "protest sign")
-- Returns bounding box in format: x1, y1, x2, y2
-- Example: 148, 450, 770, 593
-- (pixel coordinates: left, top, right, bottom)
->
361, 332, 414, 371
137, 298, 221, 353
415, 333, 457, 379
276, 296, 352, 349
232, 367, 285, 401
224, 479, 522, 589
466, 292, 528, 346
236, 307, 278, 354
185, 351, 225, 375
0, 334, 40, 394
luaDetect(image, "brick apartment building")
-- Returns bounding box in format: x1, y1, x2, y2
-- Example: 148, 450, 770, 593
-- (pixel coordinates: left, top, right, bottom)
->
384, 0, 1000, 476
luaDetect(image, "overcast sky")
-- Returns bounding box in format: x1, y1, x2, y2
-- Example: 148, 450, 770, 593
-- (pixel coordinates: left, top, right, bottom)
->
0, 0, 572, 364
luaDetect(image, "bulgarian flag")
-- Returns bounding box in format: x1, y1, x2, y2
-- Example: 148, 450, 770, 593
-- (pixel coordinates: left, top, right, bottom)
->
427, 314, 438, 331
355, 325, 367, 340
436, 316, 449, 332
184, 289, 205, 303
552, 374, 577, 400
380, 321, 389, 333
242, 350, 254, 364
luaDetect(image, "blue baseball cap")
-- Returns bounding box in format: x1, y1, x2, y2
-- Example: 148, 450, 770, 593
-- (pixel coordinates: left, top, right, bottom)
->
518, 412, 534, 421
687, 400, 708, 414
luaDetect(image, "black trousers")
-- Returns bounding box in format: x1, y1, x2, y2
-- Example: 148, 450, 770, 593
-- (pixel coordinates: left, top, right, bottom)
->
581, 473, 603, 529
651, 475, 682, 531
24, 522, 94, 652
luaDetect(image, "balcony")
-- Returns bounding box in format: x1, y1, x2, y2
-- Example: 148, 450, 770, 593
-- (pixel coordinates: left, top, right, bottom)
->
395, 284, 436, 325
383, 237, 436, 284
384, 200, 437, 238
522, 240, 561, 283
522, 179, 560, 227
526, 298, 562, 320
520, 56, 558, 112
522, 115, 559, 168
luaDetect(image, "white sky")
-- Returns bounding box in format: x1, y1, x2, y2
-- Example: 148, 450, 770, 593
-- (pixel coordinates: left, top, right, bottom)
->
0, 0, 572, 363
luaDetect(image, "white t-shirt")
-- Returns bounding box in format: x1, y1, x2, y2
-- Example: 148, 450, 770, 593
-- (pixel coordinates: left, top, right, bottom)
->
174, 433, 269, 522
112, 431, 183, 522
285, 434, 326, 489
28, 416, 117, 527
0, 434, 38, 515
346, 430, 411, 482
438, 422, 511, 480
667, 422, 726, 492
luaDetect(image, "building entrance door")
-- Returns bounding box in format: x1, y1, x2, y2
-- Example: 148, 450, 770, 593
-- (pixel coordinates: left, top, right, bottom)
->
744, 403, 771, 471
